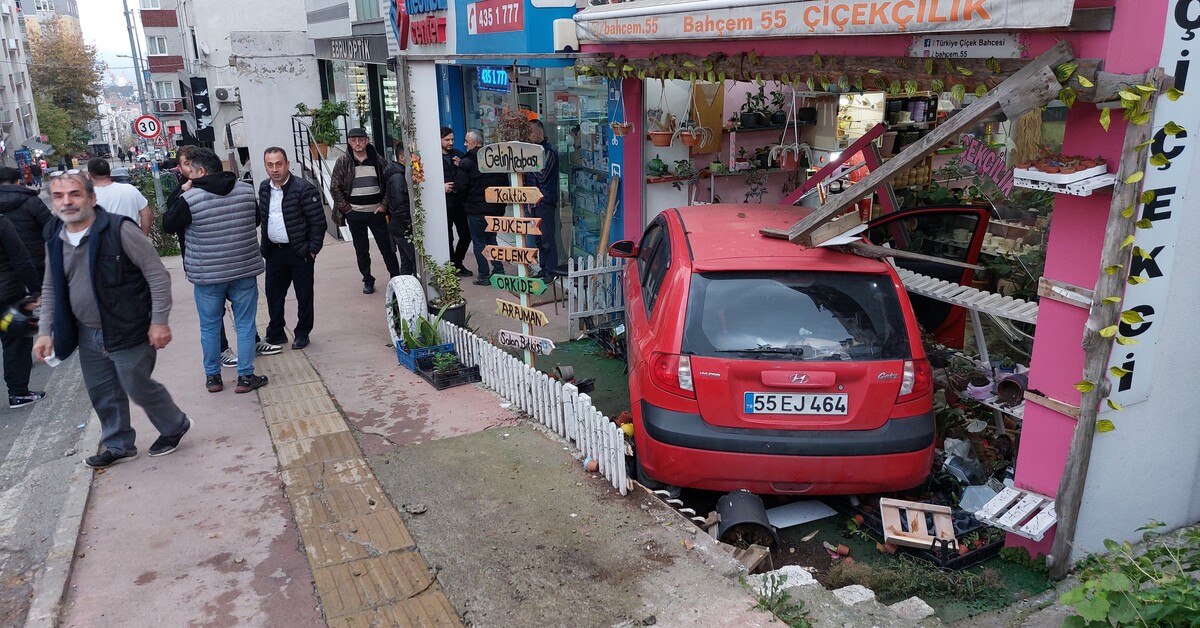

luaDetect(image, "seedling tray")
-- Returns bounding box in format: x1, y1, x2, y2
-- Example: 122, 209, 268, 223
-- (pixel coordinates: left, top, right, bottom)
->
415, 355, 481, 390
833, 497, 1003, 570
395, 342, 454, 372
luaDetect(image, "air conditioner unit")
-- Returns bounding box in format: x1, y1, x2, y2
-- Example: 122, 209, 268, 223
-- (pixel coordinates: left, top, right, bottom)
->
213, 86, 239, 103
156, 100, 178, 113
6, 38, 17, 51
1, 5, 11, 16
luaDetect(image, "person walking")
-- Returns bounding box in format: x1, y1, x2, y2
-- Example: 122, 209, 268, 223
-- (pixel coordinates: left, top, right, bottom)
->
330, 127, 399, 294
258, 147, 325, 350
29, 160, 42, 188
384, 146, 416, 276
0, 213, 45, 408
162, 148, 268, 394
526, 120, 560, 280
454, 130, 507, 285
0, 166, 52, 278
34, 172, 192, 468
88, 158, 152, 235
440, 127, 471, 277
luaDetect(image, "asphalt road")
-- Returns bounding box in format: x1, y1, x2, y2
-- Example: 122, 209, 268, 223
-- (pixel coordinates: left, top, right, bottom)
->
0, 354, 92, 626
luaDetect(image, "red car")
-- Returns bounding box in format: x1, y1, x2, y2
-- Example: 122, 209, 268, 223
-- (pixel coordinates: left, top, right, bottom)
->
609, 204, 937, 495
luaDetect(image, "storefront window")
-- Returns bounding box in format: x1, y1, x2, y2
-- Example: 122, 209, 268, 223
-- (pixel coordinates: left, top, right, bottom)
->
326, 60, 371, 134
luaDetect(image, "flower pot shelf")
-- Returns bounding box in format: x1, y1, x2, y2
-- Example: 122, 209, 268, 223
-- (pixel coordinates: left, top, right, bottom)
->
1012, 171, 1116, 197
724, 121, 814, 134
645, 175, 692, 184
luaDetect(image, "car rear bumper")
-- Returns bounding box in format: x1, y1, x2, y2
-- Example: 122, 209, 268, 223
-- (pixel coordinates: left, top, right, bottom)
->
637, 400, 934, 494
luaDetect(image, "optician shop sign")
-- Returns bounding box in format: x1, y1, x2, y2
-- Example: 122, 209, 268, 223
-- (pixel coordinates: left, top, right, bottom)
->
574, 0, 1074, 43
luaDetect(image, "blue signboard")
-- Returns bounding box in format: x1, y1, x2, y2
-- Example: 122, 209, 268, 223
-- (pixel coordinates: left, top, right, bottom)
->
477, 66, 509, 92
456, 0, 575, 66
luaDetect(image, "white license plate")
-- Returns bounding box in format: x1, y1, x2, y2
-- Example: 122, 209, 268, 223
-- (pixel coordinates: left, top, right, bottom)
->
744, 392, 848, 415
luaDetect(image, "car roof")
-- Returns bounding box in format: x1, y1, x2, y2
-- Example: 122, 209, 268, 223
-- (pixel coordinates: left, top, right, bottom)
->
669, 204, 891, 273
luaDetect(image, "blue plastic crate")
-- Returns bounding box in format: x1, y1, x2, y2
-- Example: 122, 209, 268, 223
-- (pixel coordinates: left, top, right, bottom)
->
396, 342, 454, 372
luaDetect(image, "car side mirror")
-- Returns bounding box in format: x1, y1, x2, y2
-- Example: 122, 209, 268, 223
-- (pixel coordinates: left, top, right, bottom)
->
608, 240, 638, 258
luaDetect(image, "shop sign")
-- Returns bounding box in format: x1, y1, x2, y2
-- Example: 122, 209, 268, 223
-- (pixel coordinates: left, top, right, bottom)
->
497, 330, 555, 355
490, 274, 548, 295
484, 215, 543, 235
495, 298, 549, 327
909, 32, 1024, 59
411, 15, 448, 45
1104, 1, 1197, 408
478, 141, 544, 173
575, 0, 1074, 43
315, 36, 390, 63
478, 67, 510, 93
959, 134, 1014, 195
398, 0, 448, 47
485, 186, 544, 205
483, 245, 539, 265
466, 0, 524, 35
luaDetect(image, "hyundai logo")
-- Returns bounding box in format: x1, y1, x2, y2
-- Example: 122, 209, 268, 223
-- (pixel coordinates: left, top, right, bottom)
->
790, 373, 809, 384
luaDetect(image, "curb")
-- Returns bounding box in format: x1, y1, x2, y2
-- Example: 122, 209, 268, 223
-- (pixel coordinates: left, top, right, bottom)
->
24, 412, 99, 628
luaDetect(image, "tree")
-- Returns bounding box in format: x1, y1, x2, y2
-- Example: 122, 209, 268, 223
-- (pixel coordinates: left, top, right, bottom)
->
28, 17, 103, 139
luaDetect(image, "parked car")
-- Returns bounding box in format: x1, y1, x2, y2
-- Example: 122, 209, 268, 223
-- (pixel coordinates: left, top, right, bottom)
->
609, 204, 935, 496
110, 167, 133, 183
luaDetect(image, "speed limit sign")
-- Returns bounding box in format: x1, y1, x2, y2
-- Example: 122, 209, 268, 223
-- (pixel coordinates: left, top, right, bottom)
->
134, 114, 162, 139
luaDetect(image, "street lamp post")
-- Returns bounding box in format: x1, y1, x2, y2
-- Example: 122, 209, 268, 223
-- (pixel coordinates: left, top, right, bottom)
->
121, 0, 163, 209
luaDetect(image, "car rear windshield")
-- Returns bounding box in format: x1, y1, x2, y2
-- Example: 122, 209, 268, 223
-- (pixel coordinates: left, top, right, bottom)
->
681, 271, 911, 361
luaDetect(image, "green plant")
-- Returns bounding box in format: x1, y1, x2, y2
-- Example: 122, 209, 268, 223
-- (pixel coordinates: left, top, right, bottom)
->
743, 165, 768, 203
741, 83, 768, 118
825, 552, 1001, 600
743, 573, 811, 628
400, 304, 450, 350
432, 351, 460, 374
998, 547, 1049, 575
936, 405, 969, 436
670, 159, 698, 191
770, 89, 787, 116
846, 518, 875, 543
296, 100, 349, 146
429, 261, 465, 307
1060, 522, 1200, 627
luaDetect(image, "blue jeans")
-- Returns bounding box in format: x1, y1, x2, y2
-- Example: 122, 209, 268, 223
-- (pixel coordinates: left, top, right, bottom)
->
467, 214, 504, 277
195, 277, 259, 377
77, 325, 188, 456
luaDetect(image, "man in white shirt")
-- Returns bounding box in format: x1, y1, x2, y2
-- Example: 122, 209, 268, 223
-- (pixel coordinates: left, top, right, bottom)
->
257, 147, 326, 349
87, 158, 151, 235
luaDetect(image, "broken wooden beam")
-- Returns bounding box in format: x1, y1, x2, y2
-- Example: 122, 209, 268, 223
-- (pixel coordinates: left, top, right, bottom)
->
781, 42, 1074, 244
839, 241, 983, 272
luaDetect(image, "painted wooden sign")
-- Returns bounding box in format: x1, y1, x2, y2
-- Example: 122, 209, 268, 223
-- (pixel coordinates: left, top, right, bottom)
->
489, 273, 547, 295
484, 215, 542, 236
478, 141, 544, 174
485, 186, 544, 205
960, 134, 1015, 196
482, 245, 538, 265
495, 298, 549, 327
497, 330, 555, 355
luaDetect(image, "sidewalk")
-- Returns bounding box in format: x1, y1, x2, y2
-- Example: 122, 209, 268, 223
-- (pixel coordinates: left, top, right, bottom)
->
50, 237, 777, 626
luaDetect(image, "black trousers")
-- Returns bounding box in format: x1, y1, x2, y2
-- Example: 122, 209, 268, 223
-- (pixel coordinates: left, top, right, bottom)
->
1, 333, 32, 396
447, 206, 471, 267
264, 244, 316, 343
345, 210, 400, 284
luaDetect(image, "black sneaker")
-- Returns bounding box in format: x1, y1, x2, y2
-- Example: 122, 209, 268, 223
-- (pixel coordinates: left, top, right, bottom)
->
235, 374, 268, 393
9, 391, 46, 408
291, 337, 310, 350
455, 266, 473, 277
363, 281, 376, 294
473, 276, 491, 286
148, 417, 193, 457
85, 449, 138, 469
206, 374, 223, 393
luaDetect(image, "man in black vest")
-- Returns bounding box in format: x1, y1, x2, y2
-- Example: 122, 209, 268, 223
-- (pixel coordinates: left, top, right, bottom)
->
258, 147, 326, 349
454, 130, 507, 285
34, 172, 192, 469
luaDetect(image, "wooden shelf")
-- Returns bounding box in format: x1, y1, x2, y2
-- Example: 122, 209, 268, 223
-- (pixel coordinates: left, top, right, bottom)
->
1013, 173, 1116, 197
725, 121, 815, 134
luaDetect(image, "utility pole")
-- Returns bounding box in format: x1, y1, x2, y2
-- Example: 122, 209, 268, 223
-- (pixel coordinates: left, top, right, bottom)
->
122, 0, 163, 208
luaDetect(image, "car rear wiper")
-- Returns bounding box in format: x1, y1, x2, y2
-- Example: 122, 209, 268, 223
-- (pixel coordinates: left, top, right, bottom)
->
716, 347, 805, 356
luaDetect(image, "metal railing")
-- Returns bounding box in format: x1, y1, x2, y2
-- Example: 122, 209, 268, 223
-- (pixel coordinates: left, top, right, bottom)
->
291, 114, 348, 239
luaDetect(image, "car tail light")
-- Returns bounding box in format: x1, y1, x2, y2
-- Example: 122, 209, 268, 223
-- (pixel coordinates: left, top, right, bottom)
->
649, 353, 695, 398
896, 359, 932, 404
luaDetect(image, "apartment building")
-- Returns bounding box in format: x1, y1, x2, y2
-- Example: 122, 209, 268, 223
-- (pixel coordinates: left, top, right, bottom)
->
0, 0, 39, 165
138, 0, 189, 140
19, 0, 80, 39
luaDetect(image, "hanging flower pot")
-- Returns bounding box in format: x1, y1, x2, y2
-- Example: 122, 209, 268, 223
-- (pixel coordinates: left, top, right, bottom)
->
679, 132, 701, 147
611, 122, 633, 137
648, 131, 674, 147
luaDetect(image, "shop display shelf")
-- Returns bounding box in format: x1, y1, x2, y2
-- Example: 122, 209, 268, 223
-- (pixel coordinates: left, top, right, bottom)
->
567, 162, 609, 176
725, 121, 815, 134
705, 167, 793, 177
1013, 172, 1116, 197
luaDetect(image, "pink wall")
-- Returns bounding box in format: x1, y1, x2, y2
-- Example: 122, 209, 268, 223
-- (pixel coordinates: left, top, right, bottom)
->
599, 0, 1172, 557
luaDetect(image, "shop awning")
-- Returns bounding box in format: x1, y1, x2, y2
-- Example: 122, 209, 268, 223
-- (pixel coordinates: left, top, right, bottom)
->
574, 0, 1076, 44
25, 140, 53, 155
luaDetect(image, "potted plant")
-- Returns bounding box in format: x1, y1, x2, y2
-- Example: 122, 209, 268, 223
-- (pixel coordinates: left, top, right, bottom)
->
428, 261, 467, 327
645, 107, 677, 146
754, 147, 772, 170
673, 120, 712, 147
733, 146, 751, 171
739, 88, 763, 128
770, 143, 807, 171
742, 165, 768, 203
392, 300, 454, 372
669, 159, 699, 192
769, 90, 788, 125
296, 100, 349, 158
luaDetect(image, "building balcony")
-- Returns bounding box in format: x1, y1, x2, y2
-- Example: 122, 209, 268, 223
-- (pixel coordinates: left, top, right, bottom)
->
146, 55, 185, 73
139, 9, 178, 28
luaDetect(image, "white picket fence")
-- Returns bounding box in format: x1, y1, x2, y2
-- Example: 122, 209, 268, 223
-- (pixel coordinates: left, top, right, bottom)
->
567, 255, 626, 331
436, 319, 629, 495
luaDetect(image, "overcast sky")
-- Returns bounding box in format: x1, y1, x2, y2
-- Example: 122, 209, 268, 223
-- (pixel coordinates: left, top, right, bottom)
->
78, 0, 144, 83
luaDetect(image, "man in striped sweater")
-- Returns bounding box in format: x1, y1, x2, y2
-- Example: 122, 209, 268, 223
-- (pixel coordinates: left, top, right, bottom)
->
330, 128, 399, 294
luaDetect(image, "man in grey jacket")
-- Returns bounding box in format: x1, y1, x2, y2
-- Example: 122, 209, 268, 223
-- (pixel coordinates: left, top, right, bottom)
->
162, 148, 268, 394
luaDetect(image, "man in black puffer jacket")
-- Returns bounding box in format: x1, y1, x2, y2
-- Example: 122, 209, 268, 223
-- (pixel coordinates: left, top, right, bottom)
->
0, 166, 52, 276
454, 129, 507, 285
383, 147, 416, 276
258, 147, 326, 350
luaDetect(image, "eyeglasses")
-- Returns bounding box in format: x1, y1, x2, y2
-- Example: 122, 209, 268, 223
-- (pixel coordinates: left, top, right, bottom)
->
48, 169, 82, 177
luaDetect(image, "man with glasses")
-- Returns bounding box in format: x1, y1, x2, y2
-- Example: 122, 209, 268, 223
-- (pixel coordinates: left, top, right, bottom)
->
34, 171, 192, 468
162, 149, 268, 394
330, 128, 399, 294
